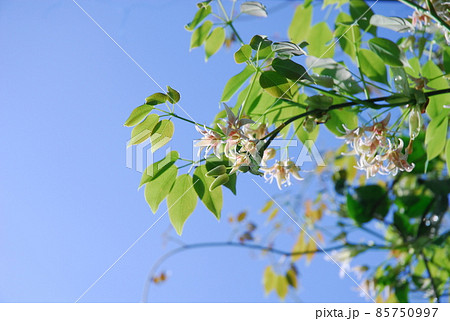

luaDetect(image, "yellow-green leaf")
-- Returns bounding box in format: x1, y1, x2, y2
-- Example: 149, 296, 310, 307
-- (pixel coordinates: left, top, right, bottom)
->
150, 120, 174, 153
234, 44, 252, 64
190, 20, 213, 49
263, 266, 276, 295
124, 104, 154, 127
446, 139, 450, 177
275, 275, 288, 300
167, 86, 180, 104
259, 70, 292, 99
193, 165, 222, 219
145, 165, 178, 213
205, 27, 225, 60
168, 174, 198, 235
128, 114, 159, 146
288, 4, 312, 43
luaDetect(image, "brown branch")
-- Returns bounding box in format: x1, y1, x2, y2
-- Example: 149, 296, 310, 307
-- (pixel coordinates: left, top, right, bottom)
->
261, 88, 450, 151
141, 240, 388, 302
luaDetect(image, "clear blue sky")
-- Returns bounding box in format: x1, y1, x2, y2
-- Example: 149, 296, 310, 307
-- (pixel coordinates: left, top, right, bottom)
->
0, 0, 408, 302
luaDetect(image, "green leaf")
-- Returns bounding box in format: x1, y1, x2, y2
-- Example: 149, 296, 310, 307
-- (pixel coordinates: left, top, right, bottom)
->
205, 27, 225, 60
446, 139, 450, 177
271, 58, 313, 82
150, 120, 175, 153
128, 114, 159, 146
358, 49, 388, 84
190, 20, 213, 50
275, 275, 288, 300
166, 86, 180, 104
368, 37, 406, 67
325, 109, 357, 135
263, 266, 276, 295
259, 70, 292, 99
288, 4, 312, 43
145, 164, 177, 213
193, 165, 223, 219
167, 174, 198, 235
221, 65, 255, 102
334, 12, 360, 59
305, 94, 333, 110
234, 44, 252, 64
369, 15, 413, 33
124, 104, 154, 127
145, 93, 168, 105
425, 115, 448, 161
350, 0, 376, 35
421, 60, 450, 119
347, 185, 389, 224
395, 282, 409, 303
185, 4, 212, 31
306, 22, 334, 58
139, 151, 179, 188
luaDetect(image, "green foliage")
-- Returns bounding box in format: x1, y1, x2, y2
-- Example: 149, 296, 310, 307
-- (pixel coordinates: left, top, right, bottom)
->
205, 27, 226, 60
128, 114, 159, 146
368, 37, 408, 67
130, 1, 450, 302
168, 174, 198, 235
347, 185, 389, 224
271, 58, 313, 82
259, 70, 292, 99
124, 105, 154, 127
190, 20, 213, 49
185, 2, 212, 31
288, 4, 312, 43
221, 65, 255, 102
193, 165, 223, 219
306, 22, 334, 58
145, 165, 178, 213
358, 49, 388, 84
150, 120, 174, 153
234, 44, 252, 64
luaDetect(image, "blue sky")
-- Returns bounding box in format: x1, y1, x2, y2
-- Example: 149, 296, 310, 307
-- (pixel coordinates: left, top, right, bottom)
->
0, 0, 408, 302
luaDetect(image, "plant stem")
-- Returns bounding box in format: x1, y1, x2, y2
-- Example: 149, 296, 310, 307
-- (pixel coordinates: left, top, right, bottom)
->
142, 241, 387, 302
421, 251, 441, 303
228, 21, 245, 45
260, 88, 450, 150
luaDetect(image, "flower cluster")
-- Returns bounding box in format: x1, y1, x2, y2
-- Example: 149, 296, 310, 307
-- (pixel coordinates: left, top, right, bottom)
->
196, 105, 303, 188
340, 114, 415, 178
262, 159, 303, 190
196, 105, 264, 174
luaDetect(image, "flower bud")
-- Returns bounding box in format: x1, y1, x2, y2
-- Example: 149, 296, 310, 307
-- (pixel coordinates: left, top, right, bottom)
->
263, 148, 276, 161
209, 174, 230, 191
408, 106, 422, 140
206, 165, 227, 177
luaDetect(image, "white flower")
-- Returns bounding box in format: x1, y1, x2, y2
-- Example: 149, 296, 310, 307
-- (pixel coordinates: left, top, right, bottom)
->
195, 125, 223, 157
262, 159, 303, 189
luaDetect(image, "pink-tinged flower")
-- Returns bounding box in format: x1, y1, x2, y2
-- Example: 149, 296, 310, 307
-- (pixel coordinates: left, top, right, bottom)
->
363, 113, 391, 135
355, 154, 383, 178
223, 129, 242, 158
229, 153, 251, 174
240, 139, 261, 159
340, 125, 362, 148
218, 104, 255, 136
381, 140, 415, 175
243, 123, 268, 140
411, 10, 430, 28
262, 159, 303, 189
195, 125, 223, 157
